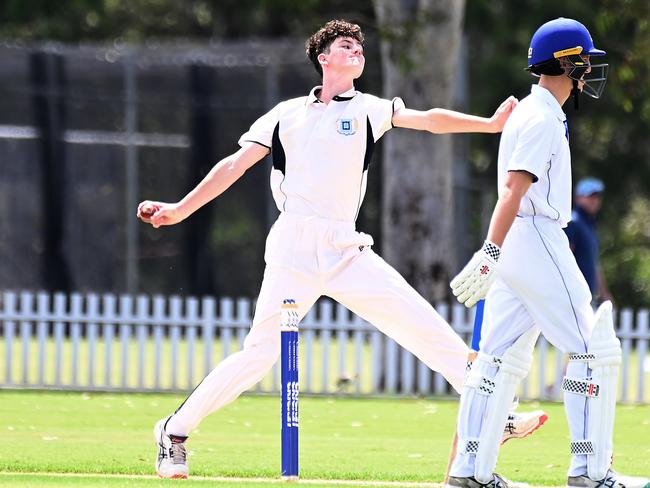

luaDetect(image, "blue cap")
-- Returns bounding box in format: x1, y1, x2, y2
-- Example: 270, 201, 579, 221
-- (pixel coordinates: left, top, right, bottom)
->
575, 177, 604, 196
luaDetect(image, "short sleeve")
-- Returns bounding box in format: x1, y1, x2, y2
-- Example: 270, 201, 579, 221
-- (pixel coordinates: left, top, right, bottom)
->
365, 95, 405, 142
238, 102, 282, 149
507, 115, 555, 182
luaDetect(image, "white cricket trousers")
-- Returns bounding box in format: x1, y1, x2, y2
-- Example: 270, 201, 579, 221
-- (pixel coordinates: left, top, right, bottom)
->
450, 216, 595, 479
166, 212, 469, 436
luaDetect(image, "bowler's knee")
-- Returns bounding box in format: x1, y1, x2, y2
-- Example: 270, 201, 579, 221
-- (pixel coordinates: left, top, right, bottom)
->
243, 336, 280, 370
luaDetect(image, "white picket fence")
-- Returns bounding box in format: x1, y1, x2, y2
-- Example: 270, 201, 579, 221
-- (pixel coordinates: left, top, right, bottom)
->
0, 290, 648, 403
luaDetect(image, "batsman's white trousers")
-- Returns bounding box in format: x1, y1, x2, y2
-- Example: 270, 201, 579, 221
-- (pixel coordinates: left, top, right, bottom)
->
450, 215, 595, 479
167, 212, 468, 436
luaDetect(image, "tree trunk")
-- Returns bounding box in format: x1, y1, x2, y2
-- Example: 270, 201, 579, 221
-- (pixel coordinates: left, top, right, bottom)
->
374, 0, 465, 302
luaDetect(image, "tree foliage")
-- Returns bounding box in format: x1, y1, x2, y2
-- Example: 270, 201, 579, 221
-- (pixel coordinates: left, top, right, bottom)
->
0, 0, 375, 41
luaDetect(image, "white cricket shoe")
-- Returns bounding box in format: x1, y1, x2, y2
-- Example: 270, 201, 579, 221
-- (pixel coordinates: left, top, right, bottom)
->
501, 409, 548, 444
568, 470, 650, 488
154, 416, 189, 479
447, 474, 530, 488
447, 473, 513, 488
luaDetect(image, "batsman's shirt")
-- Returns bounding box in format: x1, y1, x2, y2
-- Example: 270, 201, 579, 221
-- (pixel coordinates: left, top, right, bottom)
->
239, 86, 405, 223
497, 84, 572, 227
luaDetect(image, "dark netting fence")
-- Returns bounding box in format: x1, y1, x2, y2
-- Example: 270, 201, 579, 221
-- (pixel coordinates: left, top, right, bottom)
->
0, 39, 384, 297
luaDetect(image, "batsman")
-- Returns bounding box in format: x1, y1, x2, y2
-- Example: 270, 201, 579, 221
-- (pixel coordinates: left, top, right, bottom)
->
448, 18, 649, 488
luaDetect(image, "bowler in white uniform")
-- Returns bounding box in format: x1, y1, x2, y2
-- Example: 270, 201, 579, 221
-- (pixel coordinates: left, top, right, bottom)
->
139, 19, 531, 480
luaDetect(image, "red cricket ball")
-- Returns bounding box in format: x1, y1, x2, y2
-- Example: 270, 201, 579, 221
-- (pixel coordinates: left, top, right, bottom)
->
140, 203, 156, 218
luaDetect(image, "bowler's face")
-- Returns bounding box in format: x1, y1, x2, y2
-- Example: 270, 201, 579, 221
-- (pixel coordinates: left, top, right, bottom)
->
324, 37, 365, 78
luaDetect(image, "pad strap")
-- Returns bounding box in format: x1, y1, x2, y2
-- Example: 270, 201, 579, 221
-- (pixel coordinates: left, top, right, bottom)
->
568, 353, 596, 362
476, 353, 503, 369
568, 349, 621, 368
571, 440, 595, 455
465, 352, 502, 396
461, 438, 480, 454
465, 375, 496, 396
562, 376, 600, 397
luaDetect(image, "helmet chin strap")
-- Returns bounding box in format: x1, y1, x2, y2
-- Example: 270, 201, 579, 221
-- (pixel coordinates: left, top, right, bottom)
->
572, 78, 580, 110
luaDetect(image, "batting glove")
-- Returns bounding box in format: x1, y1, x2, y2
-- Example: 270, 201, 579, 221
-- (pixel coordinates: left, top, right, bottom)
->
450, 240, 501, 308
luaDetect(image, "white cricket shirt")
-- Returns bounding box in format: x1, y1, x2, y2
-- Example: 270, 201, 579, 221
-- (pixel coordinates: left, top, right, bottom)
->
239, 86, 405, 222
497, 84, 572, 227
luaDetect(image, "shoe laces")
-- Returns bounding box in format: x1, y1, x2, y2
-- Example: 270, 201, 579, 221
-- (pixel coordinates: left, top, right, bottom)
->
492, 474, 509, 488
169, 441, 187, 465
598, 474, 622, 488
469, 475, 508, 488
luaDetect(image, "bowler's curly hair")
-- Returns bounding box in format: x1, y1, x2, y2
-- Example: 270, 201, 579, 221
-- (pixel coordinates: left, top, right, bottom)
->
305, 20, 364, 76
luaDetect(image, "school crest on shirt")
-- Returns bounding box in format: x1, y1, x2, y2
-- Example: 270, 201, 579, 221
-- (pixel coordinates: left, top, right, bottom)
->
337, 117, 358, 135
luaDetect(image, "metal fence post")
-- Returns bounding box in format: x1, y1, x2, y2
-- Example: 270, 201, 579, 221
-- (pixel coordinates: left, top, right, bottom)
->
124, 52, 140, 295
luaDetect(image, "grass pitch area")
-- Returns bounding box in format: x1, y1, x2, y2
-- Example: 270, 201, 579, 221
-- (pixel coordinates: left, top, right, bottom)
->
0, 391, 648, 487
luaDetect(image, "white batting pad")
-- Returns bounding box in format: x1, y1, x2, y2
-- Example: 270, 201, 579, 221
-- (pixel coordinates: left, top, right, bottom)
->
564, 301, 621, 480
474, 327, 540, 483
585, 301, 621, 480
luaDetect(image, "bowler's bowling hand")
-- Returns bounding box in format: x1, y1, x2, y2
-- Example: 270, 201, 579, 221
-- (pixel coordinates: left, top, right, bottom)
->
137, 201, 185, 228
450, 241, 501, 308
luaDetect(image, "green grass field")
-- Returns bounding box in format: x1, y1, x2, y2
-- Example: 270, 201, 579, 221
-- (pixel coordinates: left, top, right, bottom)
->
0, 391, 648, 487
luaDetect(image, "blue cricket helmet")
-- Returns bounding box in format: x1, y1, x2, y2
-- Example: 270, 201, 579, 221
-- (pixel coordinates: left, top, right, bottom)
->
526, 17, 608, 101
528, 18, 605, 68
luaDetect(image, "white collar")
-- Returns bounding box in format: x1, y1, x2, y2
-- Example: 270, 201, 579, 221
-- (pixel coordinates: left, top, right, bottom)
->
531, 84, 566, 121
306, 85, 357, 105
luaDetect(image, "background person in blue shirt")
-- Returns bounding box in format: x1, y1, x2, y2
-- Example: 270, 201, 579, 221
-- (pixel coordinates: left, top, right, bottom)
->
564, 177, 613, 304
